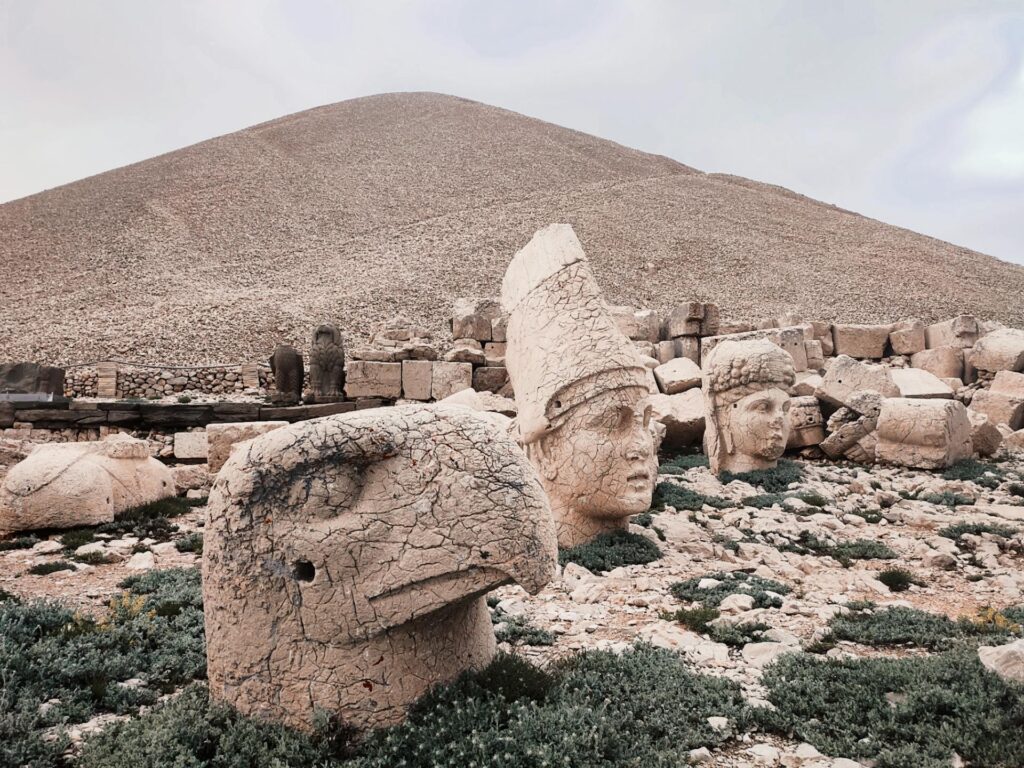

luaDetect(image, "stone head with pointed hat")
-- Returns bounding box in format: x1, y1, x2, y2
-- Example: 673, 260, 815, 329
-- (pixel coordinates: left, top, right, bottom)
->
501, 224, 656, 547
702, 338, 796, 475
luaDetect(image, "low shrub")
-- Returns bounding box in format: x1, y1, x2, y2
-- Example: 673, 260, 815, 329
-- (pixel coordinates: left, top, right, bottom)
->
670, 571, 790, 609
742, 493, 785, 509
174, 532, 204, 554
492, 609, 556, 647
658, 451, 709, 474
72, 550, 120, 565
1007, 482, 1024, 499
0, 535, 40, 552
661, 606, 720, 633
876, 567, 924, 593
652, 480, 731, 511
828, 605, 1019, 650
721, 459, 803, 493
25, 559, 76, 575
759, 649, 1024, 767
938, 521, 1018, 540
708, 621, 769, 648
0, 567, 205, 766
919, 491, 973, 508
779, 531, 896, 567
83, 646, 750, 768
558, 529, 662, 573
942, 458, 1006, 487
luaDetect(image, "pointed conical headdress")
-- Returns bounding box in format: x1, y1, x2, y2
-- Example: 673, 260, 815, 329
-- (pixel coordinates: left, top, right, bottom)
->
501, 224, 649, 444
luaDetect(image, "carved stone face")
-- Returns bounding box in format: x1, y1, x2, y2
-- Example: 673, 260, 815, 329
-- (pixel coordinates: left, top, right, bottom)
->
724, 388, 791, 467
530, 386, 655, 544
203, 405, 556, 731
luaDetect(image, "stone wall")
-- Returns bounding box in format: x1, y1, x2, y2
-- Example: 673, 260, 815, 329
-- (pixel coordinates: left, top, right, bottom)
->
64, 364, 271, 399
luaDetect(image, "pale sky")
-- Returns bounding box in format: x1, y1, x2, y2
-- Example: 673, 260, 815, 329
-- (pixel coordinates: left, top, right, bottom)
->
2, 0, 1022, 263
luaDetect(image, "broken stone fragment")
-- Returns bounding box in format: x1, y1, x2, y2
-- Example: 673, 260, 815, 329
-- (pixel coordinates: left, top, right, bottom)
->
888, 319, 926, 355
831, 323, 893, 359
653, 357, 702, 394
815, 355, 899, 408
874, 397, 973, 469
911, 346, 964, 380
925, 315, 980, 349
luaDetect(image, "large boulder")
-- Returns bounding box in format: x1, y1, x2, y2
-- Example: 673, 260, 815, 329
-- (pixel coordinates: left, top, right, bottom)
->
971, 329, 1024, 373
890, 368, 953, 399
831, 324, 892, 359
911, 347, 964, 380
925, 315, 981, 349
649, 390, 705, 448
814, 355, 899, 408
0, 434, 173, 532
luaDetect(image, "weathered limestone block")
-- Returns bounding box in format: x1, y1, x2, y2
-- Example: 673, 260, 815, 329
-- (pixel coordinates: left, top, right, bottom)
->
793, 372, 823, 397
501, 224, 656, 547
609, 306, 661, 342
972, 329, 1024, 373
649, 390, 705, 448
889, 319, 926, 355
978, 639, 1024, 684
676, 336, 701, 365
484, 342, 507, 367
170, 464, 211, 495
173, 431, 208, 460
820, 408, 878, 463
699, 303, 721, 336
96, 361, 118, 399
809, 321, 834, 356
444, 339, 485, 365
654, 340, 676, 365
472, 366, 508, 393
787, 396, 825, 448
804, 339, 825, 371
663, 302, 704, 338
890, 368, 954, 399
203, 405, 556, 731
875, 398, 973, 469
269, 345, 304, 405
401, 360, 432, 401
702, 338, 796, 475
653, 357, 702, 394
992, 369, 1024, 399
967, 411, 1003, 457
451, 298, 502, 341
431, 361, 472, 400
815, 355, 899, 408
344, 361, 402, 399
207, 421, 289, 474
0, 434, 173, 532
925, 315, 980, 349
240, 363, 261, 389
911, 347, 964, 380
969, 390, 1024, 430
831, 324, 892, 359
308, 324, 346, 402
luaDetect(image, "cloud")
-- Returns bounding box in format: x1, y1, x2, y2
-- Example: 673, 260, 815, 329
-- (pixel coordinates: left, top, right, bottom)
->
0, 0, 1021, 263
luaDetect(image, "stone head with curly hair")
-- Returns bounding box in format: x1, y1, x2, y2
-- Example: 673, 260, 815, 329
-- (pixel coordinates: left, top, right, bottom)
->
702, 338, 796, 474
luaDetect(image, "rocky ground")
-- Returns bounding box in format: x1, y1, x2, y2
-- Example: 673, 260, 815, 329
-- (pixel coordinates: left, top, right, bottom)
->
3, 452, 1024, 766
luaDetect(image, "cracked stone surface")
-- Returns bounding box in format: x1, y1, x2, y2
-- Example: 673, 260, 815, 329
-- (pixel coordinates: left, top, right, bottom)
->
202, 403, 557, 730
703, 339, 797, 475
501, 224, 657, 547
0, 433, 174, 532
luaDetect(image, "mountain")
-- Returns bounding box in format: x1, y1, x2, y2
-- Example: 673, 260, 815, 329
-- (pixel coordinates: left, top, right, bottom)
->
2, 91, 1021, 365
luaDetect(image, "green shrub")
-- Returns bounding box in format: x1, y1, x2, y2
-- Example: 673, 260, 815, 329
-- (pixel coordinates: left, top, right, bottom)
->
558, 530, 662, 573
938, 522, 1018, 540
0, 587, 18, 603
661, 606, 720, 633
658, 452, 709, 474
0, 535, 40, 552
671, 571, 790, 609
721, 459, 803, 493
919, 491, 973, 508
84, 647, 750, 768
25, 559, 76, 575
876, 567, 923, 592
1001, 605, 1024, 625
708, 621, 769, 648
795, 491, 829, 508
1007, 482, 1024, 499
829, 605, 1019, 650
0, 567, 205, 765
60, 527, 96, 551
72, 550, 119, 565
848, 508, 883, 523
779, 531, 895, 567
652, 480, 731, 511
492, 610, 555, 647
174, 532, 204, 554
742, 493, 785, 509
942, 458, 1005, 486
94, 496, 196, 542
176, 395, 192, 404
759, 649, 1024, 767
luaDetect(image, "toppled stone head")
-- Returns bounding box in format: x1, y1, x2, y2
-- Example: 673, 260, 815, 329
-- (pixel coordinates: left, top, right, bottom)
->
203, 404, 556, 731
702, 338, 796, 475
501, 224, 656, 547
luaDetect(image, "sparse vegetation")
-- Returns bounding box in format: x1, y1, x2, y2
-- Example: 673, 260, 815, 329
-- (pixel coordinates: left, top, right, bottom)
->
942, 458, 1006, 489
876, 567, 924, 592
82, 646, 750, 768
720, 459, 803, 493
660, 605, 721, 633
938, 521, 1018, 540
828, 604, 1020, 650
658, 451, 709, 474
25, 559, 76, 575
0, 568, 205, 766
670, 571, 790, 609
759, 649, 1024, 767
778, 531, 896, 567
0, 535, 40, 552
708, 621, 770, 647
174, 532, 204, 554
652, 480, 731, 511
492, 609, 555, 647
558, 529, 662, 573
918, 491, 974, 507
